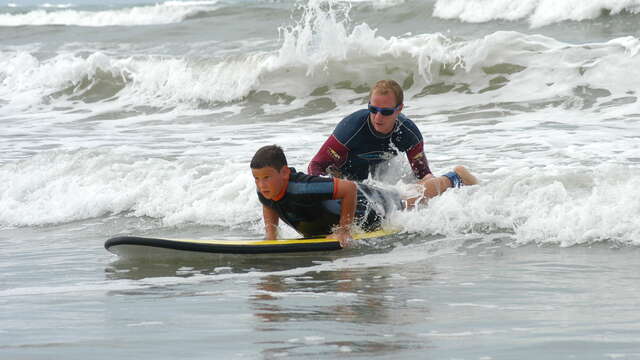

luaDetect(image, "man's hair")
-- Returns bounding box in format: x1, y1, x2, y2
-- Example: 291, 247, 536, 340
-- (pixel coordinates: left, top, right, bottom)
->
250, 145, 288, 170
369, 80, 404, 106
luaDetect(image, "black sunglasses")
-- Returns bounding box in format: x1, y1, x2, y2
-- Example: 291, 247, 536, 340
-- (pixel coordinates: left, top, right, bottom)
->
368, 103, 400, 116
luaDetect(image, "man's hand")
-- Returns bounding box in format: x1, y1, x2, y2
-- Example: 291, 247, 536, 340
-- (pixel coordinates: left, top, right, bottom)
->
326, 165, 343, 179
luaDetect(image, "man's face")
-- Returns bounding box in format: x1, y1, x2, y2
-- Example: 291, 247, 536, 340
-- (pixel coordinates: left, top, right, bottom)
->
252, 166, 289, 200
369, 91, 403, 135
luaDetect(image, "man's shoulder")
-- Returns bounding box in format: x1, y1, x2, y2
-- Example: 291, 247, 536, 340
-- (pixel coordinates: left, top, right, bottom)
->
397, 114, 420, 131
342, 108, 370, 122
394, 114, 423, 142
333, 109, 369, 140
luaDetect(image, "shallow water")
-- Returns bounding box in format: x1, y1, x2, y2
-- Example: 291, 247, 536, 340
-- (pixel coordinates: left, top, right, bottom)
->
2, 220, 640, 359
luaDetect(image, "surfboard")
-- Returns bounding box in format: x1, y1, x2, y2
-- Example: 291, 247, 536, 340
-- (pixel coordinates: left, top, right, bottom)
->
105, 229, 399, 257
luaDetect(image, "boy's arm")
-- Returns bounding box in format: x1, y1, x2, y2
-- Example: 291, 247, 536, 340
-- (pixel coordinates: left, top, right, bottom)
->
331, 178, 357, 247
262, 205, 280, 240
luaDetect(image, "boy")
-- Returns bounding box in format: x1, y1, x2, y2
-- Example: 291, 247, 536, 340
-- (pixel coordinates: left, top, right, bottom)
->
251, 145, 477, 247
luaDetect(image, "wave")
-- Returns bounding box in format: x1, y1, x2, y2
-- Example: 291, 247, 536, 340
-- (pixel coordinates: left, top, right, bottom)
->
0, 50, 275, 111
1, 0, 639, 112
2, 32, 639, 113
1, 149, 639, 247
0, 0, 220, 26
0, 148, 261, 228
433, 0, 640, 28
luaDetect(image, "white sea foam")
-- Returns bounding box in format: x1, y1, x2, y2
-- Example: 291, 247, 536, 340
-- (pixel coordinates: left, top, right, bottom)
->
0, 0, 219, 26
40, 3, 74, 8
433, 0, 640, 28
0, 148, 260, 228
1, 146, 638, 247
394, 164, 640, 247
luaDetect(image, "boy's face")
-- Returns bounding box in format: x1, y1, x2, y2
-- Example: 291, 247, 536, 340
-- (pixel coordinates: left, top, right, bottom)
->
252, 166, 290, 200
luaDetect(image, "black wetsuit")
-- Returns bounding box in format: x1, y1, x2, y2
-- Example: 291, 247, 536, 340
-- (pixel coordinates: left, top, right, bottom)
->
257, 168, 402, 237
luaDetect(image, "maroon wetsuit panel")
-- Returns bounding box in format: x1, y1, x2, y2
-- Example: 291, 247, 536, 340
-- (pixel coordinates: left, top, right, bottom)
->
307, 134, 349, 176
406, 142, 430, 179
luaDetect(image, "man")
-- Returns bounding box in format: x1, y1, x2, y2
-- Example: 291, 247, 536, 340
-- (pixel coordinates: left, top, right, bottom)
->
308, 80, 432, 182
251, 145, 477, 247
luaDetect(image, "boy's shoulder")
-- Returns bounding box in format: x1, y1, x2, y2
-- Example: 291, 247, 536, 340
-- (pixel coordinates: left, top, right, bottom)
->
287, 168, 335, 195
289, 168, 334, 184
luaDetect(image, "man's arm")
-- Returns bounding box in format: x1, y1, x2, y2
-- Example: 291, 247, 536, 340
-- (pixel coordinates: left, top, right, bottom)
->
406, 142, 433, 179
262, 205, 280, 240
308, 135, 349, 177
331, 178, 357, 247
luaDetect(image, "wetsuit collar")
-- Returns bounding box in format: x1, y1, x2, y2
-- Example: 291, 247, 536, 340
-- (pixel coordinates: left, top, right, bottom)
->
367, 113, 399, 138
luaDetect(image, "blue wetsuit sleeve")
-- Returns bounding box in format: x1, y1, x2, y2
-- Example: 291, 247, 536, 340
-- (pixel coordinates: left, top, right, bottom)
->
287, 176, 336, 202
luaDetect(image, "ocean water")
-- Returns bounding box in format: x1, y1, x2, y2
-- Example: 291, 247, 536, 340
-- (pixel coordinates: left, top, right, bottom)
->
2, 0, 640, 358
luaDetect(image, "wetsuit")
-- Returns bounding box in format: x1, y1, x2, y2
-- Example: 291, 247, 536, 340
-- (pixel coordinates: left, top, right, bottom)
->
257, 168, 402, 237
308, 109, 431, 181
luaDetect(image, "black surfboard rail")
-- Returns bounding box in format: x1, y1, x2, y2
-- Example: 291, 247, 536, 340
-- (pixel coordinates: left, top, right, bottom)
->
104, 235, 342, 255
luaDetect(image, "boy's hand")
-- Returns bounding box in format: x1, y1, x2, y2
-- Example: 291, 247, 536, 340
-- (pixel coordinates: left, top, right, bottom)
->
330, 227, 352, 248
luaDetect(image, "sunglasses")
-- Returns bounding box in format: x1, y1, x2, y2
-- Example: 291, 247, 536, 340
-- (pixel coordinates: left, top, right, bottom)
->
368, 103, 400, 116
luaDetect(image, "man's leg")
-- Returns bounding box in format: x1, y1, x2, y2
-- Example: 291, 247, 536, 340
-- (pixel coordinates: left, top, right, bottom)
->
452, 165, 478, 186
406, 166, 478, 207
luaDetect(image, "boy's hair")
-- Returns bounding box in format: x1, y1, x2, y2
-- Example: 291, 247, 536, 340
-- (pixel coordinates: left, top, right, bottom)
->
369, 79, 404, 106
250, 145, 288, 170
